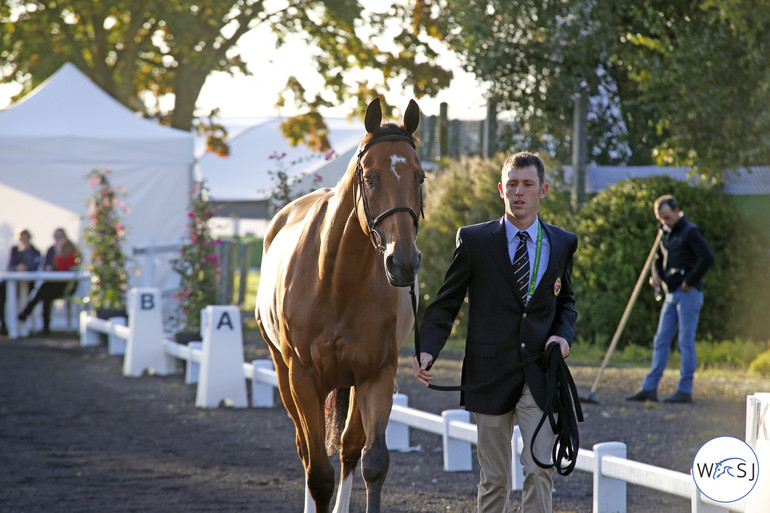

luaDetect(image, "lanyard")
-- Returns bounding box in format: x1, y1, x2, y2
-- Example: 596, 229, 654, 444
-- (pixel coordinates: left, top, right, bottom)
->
526, 221, 543, 300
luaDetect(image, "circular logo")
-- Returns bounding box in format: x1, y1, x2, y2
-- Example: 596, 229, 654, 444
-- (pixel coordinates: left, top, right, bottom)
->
692, 436, 759, 503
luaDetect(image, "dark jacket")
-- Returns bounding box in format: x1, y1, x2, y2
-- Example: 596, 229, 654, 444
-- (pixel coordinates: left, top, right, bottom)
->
8, 245, 41, 271
652, 216, 714, 292
419, 217, 578, 414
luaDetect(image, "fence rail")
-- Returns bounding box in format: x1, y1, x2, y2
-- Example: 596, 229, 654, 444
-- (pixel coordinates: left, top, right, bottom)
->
79, 286, 753, 513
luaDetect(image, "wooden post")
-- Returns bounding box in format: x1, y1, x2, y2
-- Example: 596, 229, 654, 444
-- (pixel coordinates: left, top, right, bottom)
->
438, 102, 449, 159
571, 93, 588, 210
484, 99, 498, 158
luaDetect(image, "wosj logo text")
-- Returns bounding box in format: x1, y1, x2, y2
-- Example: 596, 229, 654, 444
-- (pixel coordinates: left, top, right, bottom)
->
692, 436, 759, 503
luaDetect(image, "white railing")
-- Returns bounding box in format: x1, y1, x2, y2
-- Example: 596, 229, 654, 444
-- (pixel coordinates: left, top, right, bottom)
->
79, 287, 756, 513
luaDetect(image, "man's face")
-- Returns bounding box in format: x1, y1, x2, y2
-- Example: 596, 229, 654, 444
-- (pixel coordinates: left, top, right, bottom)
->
498, 165, 548, 225
655, 203, 681, 230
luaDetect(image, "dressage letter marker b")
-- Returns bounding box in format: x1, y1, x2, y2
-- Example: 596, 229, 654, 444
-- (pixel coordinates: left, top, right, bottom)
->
123, 288, 175, 377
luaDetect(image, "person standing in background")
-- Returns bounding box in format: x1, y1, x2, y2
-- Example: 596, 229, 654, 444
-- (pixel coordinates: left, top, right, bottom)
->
627, 195, 714, 404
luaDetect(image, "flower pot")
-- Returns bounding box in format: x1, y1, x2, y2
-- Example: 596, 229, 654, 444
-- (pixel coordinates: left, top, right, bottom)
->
95, 308, 128, 320
174, 331, 201, 345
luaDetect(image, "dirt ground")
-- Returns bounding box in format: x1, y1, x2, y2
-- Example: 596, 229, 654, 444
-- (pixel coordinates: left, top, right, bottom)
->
0, 332, 763, 513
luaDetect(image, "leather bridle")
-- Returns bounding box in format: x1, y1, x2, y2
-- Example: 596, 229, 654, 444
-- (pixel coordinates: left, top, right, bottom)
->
353, 133, 424, 255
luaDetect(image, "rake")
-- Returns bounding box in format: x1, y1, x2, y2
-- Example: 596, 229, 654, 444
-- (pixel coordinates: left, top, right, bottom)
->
581, 229, 664, 404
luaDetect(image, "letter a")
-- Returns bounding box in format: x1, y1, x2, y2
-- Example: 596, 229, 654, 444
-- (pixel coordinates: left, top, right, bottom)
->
216, 312, 234, 330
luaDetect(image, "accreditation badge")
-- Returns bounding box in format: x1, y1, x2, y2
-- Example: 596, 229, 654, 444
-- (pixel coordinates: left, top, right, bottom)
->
553, 277, 562, 296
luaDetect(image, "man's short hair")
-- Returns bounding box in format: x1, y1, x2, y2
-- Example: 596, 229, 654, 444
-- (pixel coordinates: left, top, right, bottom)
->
654, 194, 679, 213
502, 151, 545, 185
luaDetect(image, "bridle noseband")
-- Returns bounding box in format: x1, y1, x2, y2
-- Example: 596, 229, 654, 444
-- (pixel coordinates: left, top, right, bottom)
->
353, 133, 424, 255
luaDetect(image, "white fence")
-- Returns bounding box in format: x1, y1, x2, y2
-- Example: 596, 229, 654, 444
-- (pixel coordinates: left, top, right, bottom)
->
80, 287, 760, 513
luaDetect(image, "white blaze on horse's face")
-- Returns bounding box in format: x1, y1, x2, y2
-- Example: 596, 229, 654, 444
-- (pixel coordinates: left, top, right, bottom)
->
390, 154, 406, 182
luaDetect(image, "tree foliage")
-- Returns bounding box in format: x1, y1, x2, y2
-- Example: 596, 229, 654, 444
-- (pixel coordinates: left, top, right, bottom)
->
0, 1, 452, 143
424, 0, 770, 176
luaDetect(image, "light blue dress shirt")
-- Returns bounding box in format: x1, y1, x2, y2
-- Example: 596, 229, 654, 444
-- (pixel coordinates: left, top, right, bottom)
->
504, 216, 550, 292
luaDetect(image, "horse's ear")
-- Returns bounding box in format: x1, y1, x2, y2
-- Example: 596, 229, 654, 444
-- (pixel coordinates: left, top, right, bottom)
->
403, 99, 419, 135
364, 98, 382, 134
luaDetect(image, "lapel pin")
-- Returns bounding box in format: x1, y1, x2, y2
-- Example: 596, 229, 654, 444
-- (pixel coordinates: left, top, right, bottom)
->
554, 277, 562, 296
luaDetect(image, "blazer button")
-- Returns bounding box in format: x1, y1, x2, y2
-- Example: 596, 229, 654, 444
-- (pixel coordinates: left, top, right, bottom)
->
522, 313, 528, 319
521, 343, 526, 349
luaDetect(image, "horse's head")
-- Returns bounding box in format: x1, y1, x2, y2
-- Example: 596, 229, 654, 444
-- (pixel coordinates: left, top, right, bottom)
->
354, 98, 424, 287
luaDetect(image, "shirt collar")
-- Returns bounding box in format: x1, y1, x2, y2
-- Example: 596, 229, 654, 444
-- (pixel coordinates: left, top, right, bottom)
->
505, 216, 540, 244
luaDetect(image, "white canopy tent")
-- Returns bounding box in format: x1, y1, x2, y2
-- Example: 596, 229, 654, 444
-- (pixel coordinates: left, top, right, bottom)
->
196, 117, 364, 237
0, 63, 194, 288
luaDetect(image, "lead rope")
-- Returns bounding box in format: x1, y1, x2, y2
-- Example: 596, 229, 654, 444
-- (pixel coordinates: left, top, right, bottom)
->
530, 343, 584, 476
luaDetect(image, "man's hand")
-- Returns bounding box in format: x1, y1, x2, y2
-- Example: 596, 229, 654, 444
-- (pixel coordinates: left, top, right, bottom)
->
546, 336, 570, 358
649, 275, 661, 287
411, 352, 434, 387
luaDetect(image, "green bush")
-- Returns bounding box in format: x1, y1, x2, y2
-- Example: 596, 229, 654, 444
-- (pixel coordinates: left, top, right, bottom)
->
573, 176, 770, 346
749, 349, 770, 377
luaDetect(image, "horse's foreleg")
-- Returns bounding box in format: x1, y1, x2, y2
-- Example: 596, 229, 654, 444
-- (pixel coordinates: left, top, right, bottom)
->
355, 370, 397, 513
333, 388, 365, 513
289, 367, 336, 513
267, 344, 322, 513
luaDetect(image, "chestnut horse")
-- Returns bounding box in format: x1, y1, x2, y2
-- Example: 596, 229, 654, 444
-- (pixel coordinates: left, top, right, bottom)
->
256, 98, 423, 513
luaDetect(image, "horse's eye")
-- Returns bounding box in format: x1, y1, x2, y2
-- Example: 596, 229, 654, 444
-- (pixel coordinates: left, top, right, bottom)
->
419, 175, 425, 185
364, 176, 374, 187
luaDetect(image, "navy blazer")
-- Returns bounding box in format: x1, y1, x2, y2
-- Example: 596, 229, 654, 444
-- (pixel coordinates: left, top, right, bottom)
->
420, 217, 578, 414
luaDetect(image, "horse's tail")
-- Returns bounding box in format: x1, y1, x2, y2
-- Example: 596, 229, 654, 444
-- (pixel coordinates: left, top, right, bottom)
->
325, 387, 350, 455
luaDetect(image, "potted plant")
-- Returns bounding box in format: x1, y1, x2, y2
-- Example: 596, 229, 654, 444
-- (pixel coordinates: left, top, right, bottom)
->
83, 168, 130, 319
172, 180, 221, 343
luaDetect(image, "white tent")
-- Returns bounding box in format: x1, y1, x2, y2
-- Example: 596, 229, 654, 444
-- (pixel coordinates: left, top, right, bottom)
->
0, 63, 194, 284
196, 117, 363, 237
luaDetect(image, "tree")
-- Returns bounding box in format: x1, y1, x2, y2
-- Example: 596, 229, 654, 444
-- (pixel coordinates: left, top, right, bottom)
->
426, 0, 770, 177
0, 1, 452, 146
622, 0, 770, 175
425, 0, 664, 166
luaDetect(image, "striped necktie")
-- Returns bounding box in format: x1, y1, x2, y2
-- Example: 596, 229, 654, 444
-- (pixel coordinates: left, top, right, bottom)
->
512, 231, 530, 304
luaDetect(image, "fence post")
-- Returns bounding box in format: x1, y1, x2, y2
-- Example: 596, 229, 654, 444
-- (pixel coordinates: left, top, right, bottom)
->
80, 310, 100, 346
251, 359, 275, 407
746, 393, 770, 512
593, 441, 627, 513
512, 424, 525, 491
195, 305, 248, 408
107, 316, 126, 355
442, 409, 473, 471
387, 393, 410, 452
185, 341, 202, 384
123, 288, 174, 377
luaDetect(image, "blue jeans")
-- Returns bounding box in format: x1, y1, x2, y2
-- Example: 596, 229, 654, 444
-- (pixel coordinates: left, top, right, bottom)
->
642, 287, 704, 395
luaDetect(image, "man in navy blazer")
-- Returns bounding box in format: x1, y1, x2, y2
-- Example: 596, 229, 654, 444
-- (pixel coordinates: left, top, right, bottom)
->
413, 151, 577, 513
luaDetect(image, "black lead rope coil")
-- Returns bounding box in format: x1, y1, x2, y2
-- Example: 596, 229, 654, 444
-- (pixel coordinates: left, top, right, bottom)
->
531, 343, 584, 476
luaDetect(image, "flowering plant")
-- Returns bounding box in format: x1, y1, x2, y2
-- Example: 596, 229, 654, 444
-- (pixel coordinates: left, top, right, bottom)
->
172, 181, 221, 332
83, 168, 130, 310
267, 150, 331, 214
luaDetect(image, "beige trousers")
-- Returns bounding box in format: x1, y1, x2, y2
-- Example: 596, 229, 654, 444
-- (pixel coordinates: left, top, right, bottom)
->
475, 385, 556, 513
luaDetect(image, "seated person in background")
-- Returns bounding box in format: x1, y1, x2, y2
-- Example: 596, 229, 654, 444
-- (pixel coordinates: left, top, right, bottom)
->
18, 228, 80, 335
0, 229, 42, 335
